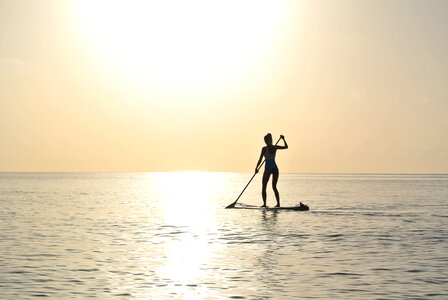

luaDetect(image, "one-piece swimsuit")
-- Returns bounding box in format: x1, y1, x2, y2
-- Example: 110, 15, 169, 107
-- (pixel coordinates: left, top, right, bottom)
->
264, 147, 278, 174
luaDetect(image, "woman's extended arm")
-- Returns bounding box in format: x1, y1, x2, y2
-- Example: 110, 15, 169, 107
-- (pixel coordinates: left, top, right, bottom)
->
255, 147, 265, 173
276, 135, 288, 150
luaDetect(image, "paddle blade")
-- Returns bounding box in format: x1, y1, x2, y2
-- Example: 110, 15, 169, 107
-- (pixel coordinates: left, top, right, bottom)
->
225, 201, 237, 209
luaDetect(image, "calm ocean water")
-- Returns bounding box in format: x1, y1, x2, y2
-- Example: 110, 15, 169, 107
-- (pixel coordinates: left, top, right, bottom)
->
1, 172, 447, 299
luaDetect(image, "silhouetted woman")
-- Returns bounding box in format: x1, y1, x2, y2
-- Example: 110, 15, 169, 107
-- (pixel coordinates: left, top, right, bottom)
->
255, 133, 288, 207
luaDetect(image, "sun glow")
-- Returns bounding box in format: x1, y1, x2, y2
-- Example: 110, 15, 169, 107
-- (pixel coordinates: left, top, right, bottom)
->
73, 0, 288, 98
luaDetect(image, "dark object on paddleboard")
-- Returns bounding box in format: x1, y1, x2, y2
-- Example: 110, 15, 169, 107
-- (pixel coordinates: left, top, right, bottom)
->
231, 202, 309, 211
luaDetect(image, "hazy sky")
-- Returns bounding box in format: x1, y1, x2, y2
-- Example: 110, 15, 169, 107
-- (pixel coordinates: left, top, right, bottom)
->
1, 0, 447, 173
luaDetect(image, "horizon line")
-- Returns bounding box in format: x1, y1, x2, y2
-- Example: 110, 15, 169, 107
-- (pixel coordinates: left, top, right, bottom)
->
1, 171, 447, 176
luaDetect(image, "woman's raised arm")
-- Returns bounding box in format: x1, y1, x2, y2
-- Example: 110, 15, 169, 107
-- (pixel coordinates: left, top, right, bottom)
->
276, 135, 288, 150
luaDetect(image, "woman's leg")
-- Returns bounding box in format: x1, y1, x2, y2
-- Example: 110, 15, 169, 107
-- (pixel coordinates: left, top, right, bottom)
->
261, 171, 270, 207
272, 169, 280, 207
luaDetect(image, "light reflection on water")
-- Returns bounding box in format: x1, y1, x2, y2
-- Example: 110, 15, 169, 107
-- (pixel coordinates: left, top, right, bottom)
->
0, 172, 447, 299
154, 172, 225, 226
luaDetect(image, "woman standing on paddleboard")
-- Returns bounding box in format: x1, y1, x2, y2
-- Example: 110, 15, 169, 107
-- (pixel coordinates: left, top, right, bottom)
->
255, 133, 288, 207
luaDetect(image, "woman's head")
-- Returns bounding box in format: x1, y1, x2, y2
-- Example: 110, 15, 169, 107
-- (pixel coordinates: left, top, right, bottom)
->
264, 133, 273, 145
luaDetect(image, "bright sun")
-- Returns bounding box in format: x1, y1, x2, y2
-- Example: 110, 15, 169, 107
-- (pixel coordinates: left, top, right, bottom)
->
73, 0, 288, 97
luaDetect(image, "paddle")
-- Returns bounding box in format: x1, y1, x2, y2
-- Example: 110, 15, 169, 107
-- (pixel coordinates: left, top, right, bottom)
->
225, 136, 282, 209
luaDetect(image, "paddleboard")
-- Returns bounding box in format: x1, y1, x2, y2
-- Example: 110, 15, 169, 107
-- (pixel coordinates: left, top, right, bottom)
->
232, 203, 309, 211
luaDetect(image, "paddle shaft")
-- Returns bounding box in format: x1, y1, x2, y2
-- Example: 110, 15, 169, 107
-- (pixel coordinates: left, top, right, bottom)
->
226, 136, 282, 208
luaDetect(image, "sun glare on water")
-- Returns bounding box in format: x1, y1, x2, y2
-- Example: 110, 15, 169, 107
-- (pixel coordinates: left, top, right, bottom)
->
150, 172, 227, 296
153, 171, 225, 226
72, 0, 288, 98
